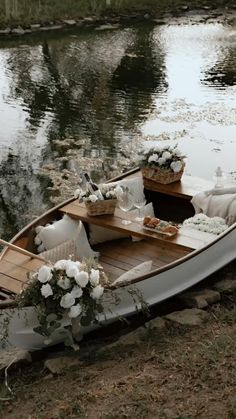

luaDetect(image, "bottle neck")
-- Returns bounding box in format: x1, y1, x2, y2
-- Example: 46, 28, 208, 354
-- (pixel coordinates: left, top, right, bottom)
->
83, 173, 104, 199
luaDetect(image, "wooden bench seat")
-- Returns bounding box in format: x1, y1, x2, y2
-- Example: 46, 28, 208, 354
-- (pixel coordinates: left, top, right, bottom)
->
0, 250, 44, 295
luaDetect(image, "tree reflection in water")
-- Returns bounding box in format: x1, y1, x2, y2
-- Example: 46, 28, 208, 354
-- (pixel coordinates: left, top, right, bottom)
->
1, 24, 165, 238
1, 22, 235, 240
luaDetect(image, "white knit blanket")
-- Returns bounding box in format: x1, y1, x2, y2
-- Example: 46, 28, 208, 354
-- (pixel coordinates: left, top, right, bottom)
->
191, 187, 236, 226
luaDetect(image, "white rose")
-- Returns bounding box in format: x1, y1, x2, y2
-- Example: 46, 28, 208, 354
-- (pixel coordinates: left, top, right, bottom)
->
66, 261, 79, 279
37, 244, 45, 253
38, 265, 52, 283
75, 271, 89, 287
74, 188, 82, 199
162, 151, 171, 160
58, 277, 71, 290
71, 285, 83, 299
89, 194, 98, 203
68, 303, 82, 319
158, 157, 166, 165
114, 185, 123, 197
34, 235, 42, 246
89, 269, 100, 286
170, 161, 182, 173
74, 261, 81, 271
90, 285, 104, 300
175, 149, 182, 157
41, 283, 53, 298
54, 259, 69, 271
148, 154, 158, 163
35, 225, 43, 234
60, 293, 75, 309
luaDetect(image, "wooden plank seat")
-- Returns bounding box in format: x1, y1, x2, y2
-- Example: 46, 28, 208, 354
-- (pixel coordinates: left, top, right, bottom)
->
94, 237, 190, 283
0, 250, 44, 295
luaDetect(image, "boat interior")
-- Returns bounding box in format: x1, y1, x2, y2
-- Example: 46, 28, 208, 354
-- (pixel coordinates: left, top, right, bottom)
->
0, 169, 234, 304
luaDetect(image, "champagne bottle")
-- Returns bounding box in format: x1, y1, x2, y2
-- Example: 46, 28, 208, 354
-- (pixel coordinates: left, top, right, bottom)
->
83, 173, 104, 200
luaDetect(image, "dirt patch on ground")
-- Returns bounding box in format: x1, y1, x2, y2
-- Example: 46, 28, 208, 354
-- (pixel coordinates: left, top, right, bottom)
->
1, 288, 236, 418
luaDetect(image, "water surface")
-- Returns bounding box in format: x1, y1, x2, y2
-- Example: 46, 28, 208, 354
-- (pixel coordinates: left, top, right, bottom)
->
0, 20, 235, 239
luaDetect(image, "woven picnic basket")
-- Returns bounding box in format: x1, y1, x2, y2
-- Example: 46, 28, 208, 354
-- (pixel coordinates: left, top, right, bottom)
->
142, 163, 185, 184
85, 198, 117, 216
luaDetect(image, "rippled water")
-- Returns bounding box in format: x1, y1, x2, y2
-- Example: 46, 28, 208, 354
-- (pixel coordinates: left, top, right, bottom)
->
0, 19, 235, 239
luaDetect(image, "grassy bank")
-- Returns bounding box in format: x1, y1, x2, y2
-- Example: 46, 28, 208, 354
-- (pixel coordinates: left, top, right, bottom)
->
0, 0, 235, 27
1, 284, 236, 418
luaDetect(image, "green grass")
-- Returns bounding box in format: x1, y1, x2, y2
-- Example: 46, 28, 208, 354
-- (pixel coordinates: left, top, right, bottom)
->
0, 0, 234, 27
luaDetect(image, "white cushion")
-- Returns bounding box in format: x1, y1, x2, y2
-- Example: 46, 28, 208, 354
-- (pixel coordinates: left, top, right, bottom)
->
40, 239, 79, 263
113, 260, 153, 285
117, 176, 145, 203
89, 203, 155, 245
36, 215, 79, 250
89, 226, 127, 246
191, 188, 236, 224
100, 176, 145, 204
40, 222, 98, 262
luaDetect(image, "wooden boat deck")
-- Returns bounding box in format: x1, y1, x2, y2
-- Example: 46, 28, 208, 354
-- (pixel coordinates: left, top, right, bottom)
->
0, 171, 216, 297
0, 237, 190, 296
96, 237, 190, 282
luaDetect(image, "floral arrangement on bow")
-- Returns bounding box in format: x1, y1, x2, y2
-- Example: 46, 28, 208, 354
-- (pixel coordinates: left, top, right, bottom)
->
74, 184, 124, 203
140, 144, 185, 173
17, 258, 109, 347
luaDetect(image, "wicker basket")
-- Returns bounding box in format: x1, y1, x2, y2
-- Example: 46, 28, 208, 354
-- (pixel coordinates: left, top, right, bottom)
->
85, 199, 117, 216
142, 163, 185, 184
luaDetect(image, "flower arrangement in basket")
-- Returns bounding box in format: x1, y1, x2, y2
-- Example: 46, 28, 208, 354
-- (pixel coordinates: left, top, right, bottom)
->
140, 144, 186, 184
74, 184, 124, 216
17, 258, 109, 348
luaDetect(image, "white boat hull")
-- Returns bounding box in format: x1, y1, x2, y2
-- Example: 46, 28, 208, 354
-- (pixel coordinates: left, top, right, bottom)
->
1, 225, 235, 350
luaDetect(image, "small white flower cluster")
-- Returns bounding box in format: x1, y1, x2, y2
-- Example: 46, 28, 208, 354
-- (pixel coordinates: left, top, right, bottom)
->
37, 259, 105, 319
183, 214, 228, 235
74, 185, 123, 203
141, 144, 185, 173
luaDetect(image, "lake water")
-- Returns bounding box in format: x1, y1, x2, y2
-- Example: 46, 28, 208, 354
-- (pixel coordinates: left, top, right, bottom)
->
0, 18, 235, 239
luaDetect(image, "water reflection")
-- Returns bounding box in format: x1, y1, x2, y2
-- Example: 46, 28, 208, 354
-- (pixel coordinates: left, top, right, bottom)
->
0, 21, 235, 239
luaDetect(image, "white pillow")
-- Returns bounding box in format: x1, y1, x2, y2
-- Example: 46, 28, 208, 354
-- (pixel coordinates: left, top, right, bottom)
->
113, 260, 153, 285
40, 239, 79, 263
89, 226, 128, 246
117, 176, 145, 203
89, 203, 155, 245
40, 222, 98, 262
35, 215, 79, 250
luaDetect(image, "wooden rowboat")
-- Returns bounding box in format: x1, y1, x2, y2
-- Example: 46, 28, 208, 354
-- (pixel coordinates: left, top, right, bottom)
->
0, 168, 235, 349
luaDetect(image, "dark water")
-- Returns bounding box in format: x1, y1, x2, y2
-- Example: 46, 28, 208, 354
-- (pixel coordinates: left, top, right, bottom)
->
0, 20, 235, 240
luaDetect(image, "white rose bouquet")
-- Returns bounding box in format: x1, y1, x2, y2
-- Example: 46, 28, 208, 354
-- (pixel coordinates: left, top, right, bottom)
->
74, 184, 124, 203
140, 144, 185, 173
17, 258, 109, 347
